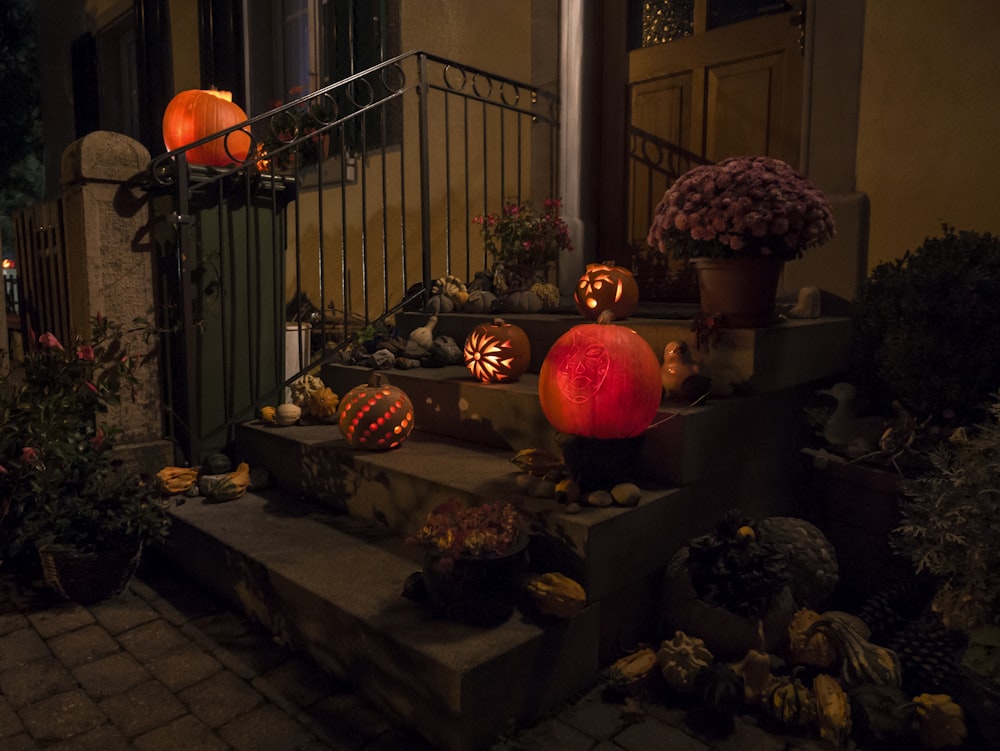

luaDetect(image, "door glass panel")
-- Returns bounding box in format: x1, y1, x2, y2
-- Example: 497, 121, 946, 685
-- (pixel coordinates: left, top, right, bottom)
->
707, 1, 790, 30
629, 0, 694, 49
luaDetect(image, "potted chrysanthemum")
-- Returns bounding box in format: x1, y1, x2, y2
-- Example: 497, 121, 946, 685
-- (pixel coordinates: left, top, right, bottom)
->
646, 155, 835, 327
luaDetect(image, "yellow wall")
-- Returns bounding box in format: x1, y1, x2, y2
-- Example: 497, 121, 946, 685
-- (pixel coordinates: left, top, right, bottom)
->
856, 1, 1000, 267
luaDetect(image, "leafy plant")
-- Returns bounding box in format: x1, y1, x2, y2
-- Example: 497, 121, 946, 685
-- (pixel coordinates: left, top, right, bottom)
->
685, 510, 788, 618
851, 225, 1000, 426
894, 392, 1000, 632
646, 155, 835, 261
407, 499, 523, 571
474, 198, 573, 267
0, 316, 170, 561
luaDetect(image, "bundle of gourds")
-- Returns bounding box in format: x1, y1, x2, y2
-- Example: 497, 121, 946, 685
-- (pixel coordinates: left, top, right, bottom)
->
604, 613, 969, 749
156, 461, 252, 502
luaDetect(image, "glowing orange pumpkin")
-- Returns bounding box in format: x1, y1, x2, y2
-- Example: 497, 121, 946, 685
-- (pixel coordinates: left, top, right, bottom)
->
538, 310, 661, 439
337, 373, 414, 450
162, 89, 252, 166
463, 318, 532, 383
574, 262, 640, 320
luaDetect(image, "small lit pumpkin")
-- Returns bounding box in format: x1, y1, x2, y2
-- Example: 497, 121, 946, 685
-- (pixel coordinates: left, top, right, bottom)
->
538, 310, 661, 439
574, 262, 640, 320
162, 88, 252, 166
337, 372, 414, 450
463, 318, 531, 383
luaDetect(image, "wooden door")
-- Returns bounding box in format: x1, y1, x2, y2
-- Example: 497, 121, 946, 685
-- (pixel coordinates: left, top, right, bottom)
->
626, 5, 804, 254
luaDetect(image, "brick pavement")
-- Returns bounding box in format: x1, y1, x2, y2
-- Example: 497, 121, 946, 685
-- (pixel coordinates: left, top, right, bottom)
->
0, 559, 833, 751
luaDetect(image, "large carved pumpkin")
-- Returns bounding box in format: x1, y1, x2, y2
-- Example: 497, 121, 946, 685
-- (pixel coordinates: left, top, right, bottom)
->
162, 89, 252, 166
574, 262, 640, 320
337, 372, 414, 450
463, 318, 531, 383
538, 310, 661, 438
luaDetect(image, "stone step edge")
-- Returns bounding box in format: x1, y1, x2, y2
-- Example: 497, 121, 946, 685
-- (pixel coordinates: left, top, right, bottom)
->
161, 488, 600, 751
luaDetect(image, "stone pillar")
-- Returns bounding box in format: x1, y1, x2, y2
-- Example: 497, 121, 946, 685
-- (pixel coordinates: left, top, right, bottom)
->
60, 130, 174, 471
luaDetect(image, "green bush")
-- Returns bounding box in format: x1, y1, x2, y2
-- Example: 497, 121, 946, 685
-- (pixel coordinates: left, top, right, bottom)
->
851, 226, 1000, 425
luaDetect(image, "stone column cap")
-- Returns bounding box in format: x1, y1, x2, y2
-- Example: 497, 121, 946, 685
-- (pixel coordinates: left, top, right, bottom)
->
61, 130, 151, 187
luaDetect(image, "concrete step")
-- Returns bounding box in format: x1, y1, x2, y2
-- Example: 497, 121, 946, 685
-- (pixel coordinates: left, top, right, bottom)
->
161, 489, 599, 751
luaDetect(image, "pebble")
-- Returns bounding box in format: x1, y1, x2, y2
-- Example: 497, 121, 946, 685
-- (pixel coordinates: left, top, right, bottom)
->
586, 490, 613, 508
611, 483, 641, 507
564, 502, 582, 514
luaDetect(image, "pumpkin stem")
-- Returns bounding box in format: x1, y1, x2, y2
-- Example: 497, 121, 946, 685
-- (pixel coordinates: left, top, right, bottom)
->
596, 310, 617, 325
367, 371, 389, 387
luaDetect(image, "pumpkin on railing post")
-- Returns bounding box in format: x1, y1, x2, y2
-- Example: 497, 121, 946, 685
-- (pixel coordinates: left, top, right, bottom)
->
162, 88, 252, 166
337, 372, 415, 450
463, 318, 531, 384
538, 310, 662, 490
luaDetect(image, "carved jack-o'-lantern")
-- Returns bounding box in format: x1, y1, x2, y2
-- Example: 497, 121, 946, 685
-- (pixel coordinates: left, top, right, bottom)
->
538, 310, 661, 439
162, 89, 252, 166
574, 262, 640, 320
337, 372, 414, 450
463, 318, 531, 383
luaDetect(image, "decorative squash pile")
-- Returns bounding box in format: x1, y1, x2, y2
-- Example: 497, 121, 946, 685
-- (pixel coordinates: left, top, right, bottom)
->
606, 609, 969, 749
156, 460, 252, 502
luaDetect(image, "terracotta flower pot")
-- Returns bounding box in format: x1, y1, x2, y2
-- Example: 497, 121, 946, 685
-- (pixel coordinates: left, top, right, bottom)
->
691, 256, 784, 328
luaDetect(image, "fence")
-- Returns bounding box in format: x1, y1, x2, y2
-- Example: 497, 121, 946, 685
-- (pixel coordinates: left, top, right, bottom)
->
143, 50, 559, 463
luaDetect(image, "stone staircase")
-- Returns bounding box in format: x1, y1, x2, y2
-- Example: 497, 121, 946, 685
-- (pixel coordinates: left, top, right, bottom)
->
158, 309, 852, 751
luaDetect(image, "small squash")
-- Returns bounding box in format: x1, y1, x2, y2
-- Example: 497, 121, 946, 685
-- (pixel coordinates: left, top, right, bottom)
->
787, 608, 836, 669
730, 649, 772, 705
657, 630, 713, 693
813, 674, 852, 746
764, 675, 817, 728
607, 647, 659, 695
807, 614, 903, 688
157, 466, 199, 494
912, 693, 968, 749
523, 572, 586, 619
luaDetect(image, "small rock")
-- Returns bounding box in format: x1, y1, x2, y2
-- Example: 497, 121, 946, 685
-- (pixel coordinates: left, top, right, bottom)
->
372, 349, 395, 369
586, 490, 613, 508
564, 502, 582, 514
611, 483, 641, 507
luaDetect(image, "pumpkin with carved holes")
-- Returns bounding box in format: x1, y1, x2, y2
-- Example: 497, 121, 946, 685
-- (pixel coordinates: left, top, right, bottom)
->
162, 89, 252, 166
337, 373, 414, 450
463, 318, 531, 384
574, 262, 640, 320
538, 310, 661, 438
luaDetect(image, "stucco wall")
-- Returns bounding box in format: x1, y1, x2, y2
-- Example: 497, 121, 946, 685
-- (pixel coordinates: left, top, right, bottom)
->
856, 1, 1000, 267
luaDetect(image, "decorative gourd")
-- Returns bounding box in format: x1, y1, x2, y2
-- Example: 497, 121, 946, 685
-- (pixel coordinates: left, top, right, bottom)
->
693, 664, 745, 733
763, 675, 817, 728
787, 608, 836, 669
523, 572, 586, 619
337, 372, 414, 450
538, 310, 662, 439
757, 516, 839, 607
574, 262, 640, 320
912, 693, 967, 749
199, 462, 251, 501
424, 293, 455, 314
657, 630, 713, 693
289, 374, 325, 409
730, 649, 772, 705
607, 647, 659, 695
531, 282, 561, 310
275, 403, 302, 426
501, 289, 543, 313
162, 88, 252, 166
807, 614, 903, 688
850, 684, 915, 743
462, 290, 496, 314
157, 466, 199, 495
463, 318, 531, 383
309, 386, 340, 421
813, 674, 852, 746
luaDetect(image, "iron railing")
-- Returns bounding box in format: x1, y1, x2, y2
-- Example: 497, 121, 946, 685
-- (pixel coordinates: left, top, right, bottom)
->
145, 51, 559, 463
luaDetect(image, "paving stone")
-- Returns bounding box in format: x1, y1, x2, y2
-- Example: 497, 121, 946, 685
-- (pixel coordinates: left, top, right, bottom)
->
47, 624, 120, 668
72, 651, 151, 698
17, 689, 106, 741
0, 656, 77, 707
90, 590, 160, 635
0, 611, 29, 637
26, 603, 95, 638
301, 691, 393, 748
217, 703, 313, 751
555, 686, 629, 740
44, 722, 131, 751
179, 670, 264, 728
99, 679, 187, 738
253, 655, 337, 709
360, 726, 438, 751
133, 570, 224, 626
132, 713, 230, 751
1, 732, 40, 750
0, 628, 50, 670
710, 716, 792, 751
0, 694, 25, 737
212, 629, 289, 679
614, 716, 712, 751
144, 642, 223, 691
498, 716, 595, 751
117, 618, 191, 663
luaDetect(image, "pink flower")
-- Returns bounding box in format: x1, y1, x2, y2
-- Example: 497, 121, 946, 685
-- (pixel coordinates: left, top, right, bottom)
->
0, 464, 7, 474
85, 382, 98, 393
91, 428, 105, 449
77, 344, 95, 361
39, 332, 63, 350
21, 447, 38, 465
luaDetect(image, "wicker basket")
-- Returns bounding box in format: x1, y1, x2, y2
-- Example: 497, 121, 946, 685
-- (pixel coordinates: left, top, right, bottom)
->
38, 542, 142, 603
